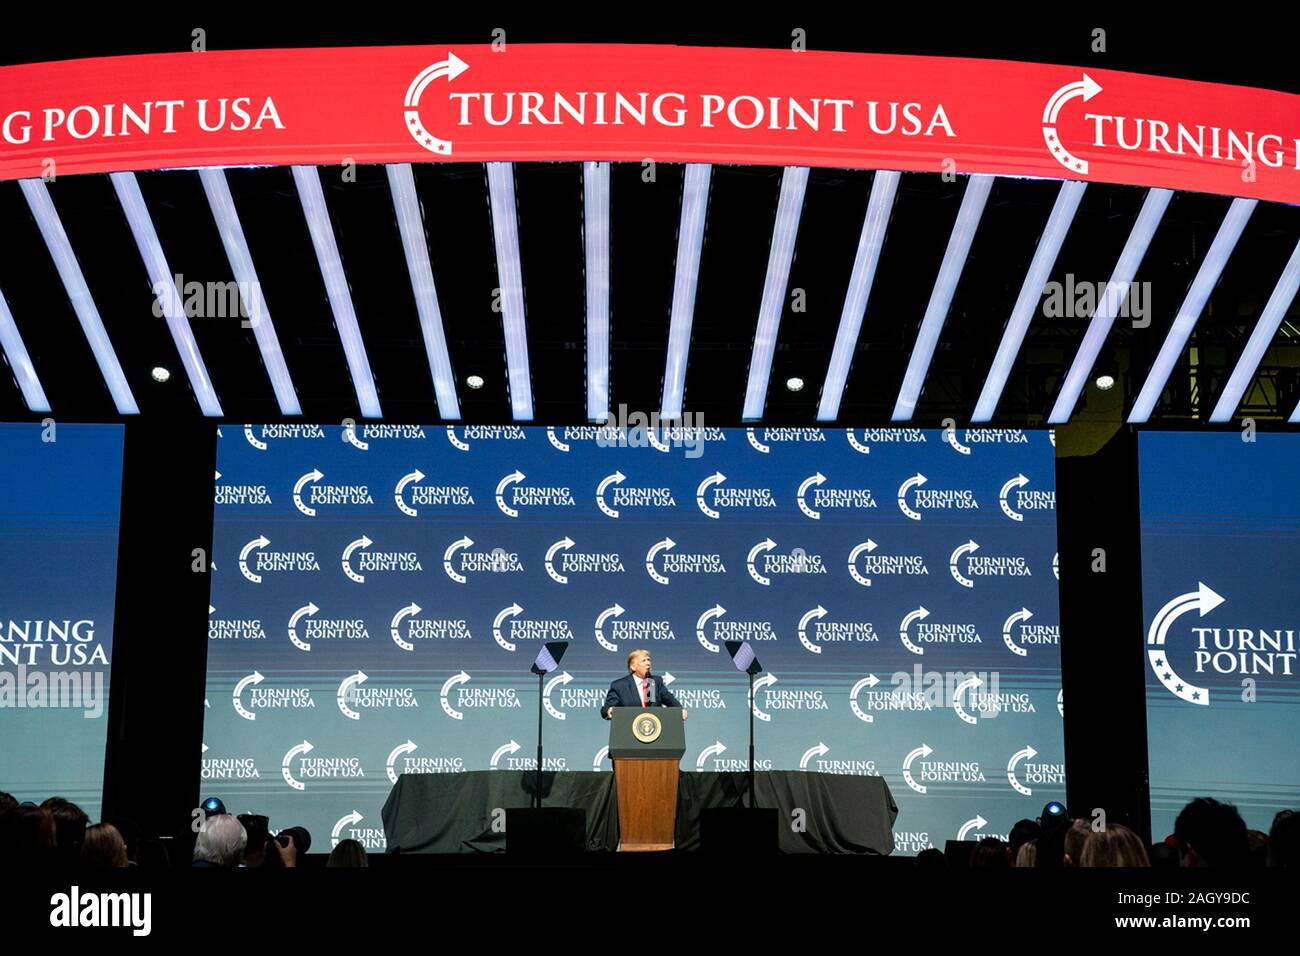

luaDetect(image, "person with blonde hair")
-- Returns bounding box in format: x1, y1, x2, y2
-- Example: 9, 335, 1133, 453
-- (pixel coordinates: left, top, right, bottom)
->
1080, 823, 1151, 867
1062, 818, 1092, 866
327, 838, 369, 867
82, 823, 129, 867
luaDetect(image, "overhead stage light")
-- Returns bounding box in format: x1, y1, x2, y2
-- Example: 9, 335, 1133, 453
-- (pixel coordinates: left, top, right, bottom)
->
291, 164, 382, 419
1094, 374, 1115, 390
1128, 198, 1256, 424
486, 162, 533, 421
818, 170, 899, 422
972, 179, 1086, 423
584, 161, 611, 423
199, 167, 301, 417
151, 366, 171, 383
111, 171, 223, 417
1210, 236, 1300, 423
386, 163, 460, 420
892, 174, 995, 421
0, 285, 50, 413
19, 178, 139, 415
1048, 187, 1172, 425
661, 163, 712, 421
743, 165, 810, 421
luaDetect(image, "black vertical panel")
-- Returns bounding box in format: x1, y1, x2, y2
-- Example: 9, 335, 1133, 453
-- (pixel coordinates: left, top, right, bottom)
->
1055, 426, 1151, 841
608, 162, 683, 417
416, 163, 510, 423
514, 163, 585, 423
101, 421, 215, 847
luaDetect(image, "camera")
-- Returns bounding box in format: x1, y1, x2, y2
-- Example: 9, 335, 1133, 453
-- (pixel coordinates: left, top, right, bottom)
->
275, 826, 312, 854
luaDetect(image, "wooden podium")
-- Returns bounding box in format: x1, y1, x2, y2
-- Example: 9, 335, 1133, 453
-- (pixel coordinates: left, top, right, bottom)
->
608, 707, 685, 851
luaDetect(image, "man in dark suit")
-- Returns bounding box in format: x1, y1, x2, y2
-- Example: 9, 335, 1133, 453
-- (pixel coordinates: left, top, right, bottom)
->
601, 648, 687, 721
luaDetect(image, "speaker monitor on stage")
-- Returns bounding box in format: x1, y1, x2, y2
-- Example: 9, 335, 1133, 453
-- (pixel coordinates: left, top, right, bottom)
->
506, 807, 587, 854
700, 807, 779, 854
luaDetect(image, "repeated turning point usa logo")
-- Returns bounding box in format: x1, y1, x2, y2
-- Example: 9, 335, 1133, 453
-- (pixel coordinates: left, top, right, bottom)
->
405, 53, 470, 155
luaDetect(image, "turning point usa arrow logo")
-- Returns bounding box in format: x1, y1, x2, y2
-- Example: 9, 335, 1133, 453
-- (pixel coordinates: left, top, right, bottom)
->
1147, 582, 1299, 705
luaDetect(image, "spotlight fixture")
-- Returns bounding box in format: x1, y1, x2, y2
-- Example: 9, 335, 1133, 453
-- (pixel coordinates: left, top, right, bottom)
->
466, 374, 484, 390
786, 376, 805, 392
1040, 800, 1068, 830
1094, 374, 1115, 390
151, 366, 171, 383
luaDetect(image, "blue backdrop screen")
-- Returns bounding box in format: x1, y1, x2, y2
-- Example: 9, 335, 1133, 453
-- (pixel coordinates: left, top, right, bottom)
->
204, 425, 1064, 853
0, 422, 124, 820
1140, 432, 1300, 838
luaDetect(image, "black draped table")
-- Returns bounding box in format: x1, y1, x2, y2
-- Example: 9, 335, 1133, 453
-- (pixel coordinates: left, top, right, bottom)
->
382, 771, 898, 854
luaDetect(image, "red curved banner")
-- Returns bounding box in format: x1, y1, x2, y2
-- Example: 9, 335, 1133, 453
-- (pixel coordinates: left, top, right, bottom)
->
1, 44, 1297, 201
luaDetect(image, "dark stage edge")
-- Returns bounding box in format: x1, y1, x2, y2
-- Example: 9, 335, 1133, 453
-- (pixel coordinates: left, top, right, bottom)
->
382, 770, 898, 854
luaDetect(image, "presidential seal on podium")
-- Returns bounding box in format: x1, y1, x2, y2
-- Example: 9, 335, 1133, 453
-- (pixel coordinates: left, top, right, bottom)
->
632, 712, 663, 743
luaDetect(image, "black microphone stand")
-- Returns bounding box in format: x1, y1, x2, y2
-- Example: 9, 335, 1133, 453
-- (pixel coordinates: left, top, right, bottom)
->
747, 669, 756, 808
534, 668, 544, 810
